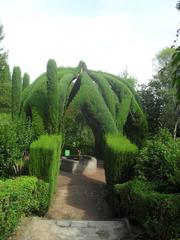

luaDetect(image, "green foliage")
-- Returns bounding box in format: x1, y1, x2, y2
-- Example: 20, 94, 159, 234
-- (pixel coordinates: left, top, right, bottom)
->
104, 134, 138, 191
64, 106, 95, 155
69, 72, 118, 156
0, 114, 19, 176
89, 71, 116, 117
172, 46, 180, 103
47, 59, 58, 133
21, 80, 48, 135
22, 72, 30, 90
0, 114, 34, 176
136, 129, 180, 193
29, 135, 62, 204
0, 62, 11, 113
74, 72, 117, 134
103, 73, 147, 142
0, 23, 7, 67
138, 48, 178, 136
12, 66, 22, 119
58, 73, 75, 130
31, 108, 46, 137
114, 180, 180, 240
0, 176, 49, 240
20, 66, 147, 153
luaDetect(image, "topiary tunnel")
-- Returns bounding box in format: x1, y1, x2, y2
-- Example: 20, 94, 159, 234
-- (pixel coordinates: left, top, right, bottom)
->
20, 62, 147, 156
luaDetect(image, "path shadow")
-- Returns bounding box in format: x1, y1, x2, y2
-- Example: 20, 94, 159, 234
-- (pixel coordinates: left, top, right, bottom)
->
47, 165, 114, 220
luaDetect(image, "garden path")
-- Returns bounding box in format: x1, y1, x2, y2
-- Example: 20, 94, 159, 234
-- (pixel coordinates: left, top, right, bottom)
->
47, 167, 112, 220
10, 166, 132, 239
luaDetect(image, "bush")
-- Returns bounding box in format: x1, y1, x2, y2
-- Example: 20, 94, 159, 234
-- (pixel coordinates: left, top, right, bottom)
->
136, 129, 180, 193
29, 135, 62, 204
0, 115, 34, 177
114, 180, 180, 240
0, 176, 49, 240
104, 134, 138, 191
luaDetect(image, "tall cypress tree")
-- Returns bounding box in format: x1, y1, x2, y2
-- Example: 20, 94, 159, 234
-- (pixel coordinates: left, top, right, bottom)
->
0, 23, 11, 113
47, 59, 58, 133
22, 72, 30, 90
12, 66, 22, 119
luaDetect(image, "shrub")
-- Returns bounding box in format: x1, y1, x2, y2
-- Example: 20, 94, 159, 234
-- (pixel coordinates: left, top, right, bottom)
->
0, 115, 34, 176
104, 134, 138, 191
29, 135, 62, 204
0, 176, 49, 240
136, 129, 180, 193
114, 180, 180, 240
0, 115, 20, 176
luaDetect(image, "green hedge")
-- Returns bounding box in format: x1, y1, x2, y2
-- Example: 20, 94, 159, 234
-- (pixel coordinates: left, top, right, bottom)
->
88, 71, 117, 118
29, 135, 62, 204
104, 134, 138, 191
114, 180, 180, 240
0, 176, 49, 240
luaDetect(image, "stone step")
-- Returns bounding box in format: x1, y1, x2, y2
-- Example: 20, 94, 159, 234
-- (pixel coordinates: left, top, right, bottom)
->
54, 219, 131, 240
16, 218, 132, 240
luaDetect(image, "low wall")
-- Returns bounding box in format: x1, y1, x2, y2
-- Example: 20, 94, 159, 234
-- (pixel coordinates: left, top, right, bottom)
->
61, 155, 97, 174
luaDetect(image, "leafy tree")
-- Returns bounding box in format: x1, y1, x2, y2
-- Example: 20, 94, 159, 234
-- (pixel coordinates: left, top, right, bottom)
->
12, 66, 22, 119
22, 72, 30, 90
136, 129, 180, 193
0, 23, 7, 65
138, 48, 177, 135
47, 59, 58, 133
176, 1, 180, 10
0, 23, 11, 113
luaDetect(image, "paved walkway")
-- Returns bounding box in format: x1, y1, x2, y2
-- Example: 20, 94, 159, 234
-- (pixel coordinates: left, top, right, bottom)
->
11, 167, 132, 239
47, 168, 112, 220
12, 218, 131, 240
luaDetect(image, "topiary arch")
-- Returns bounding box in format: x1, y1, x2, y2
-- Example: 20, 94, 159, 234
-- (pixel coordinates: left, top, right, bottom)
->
20, 62, 147, 156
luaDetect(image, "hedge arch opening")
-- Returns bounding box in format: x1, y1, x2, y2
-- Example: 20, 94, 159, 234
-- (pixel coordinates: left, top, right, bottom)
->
20, 63, 147, 160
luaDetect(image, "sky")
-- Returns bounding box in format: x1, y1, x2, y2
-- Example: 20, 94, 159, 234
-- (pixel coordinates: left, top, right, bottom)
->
0, 0, 179, 84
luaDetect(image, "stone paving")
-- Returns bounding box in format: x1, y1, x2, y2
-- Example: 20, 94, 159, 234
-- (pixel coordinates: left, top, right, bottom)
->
13, 218, 131, 240
47, 169, 112, 220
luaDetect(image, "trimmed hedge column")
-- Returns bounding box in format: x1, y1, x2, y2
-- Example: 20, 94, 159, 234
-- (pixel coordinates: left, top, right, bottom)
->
29, 135, 62, 204
104, 134, 138, 191
47, 59, 58, 133
12, 66, 22, 119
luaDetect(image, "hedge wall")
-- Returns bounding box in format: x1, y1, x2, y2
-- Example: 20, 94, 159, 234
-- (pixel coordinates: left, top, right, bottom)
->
104, 134, 138, 192
114, 180, 180, 240
29, 135, 62, 204
0, 176, 49, 240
